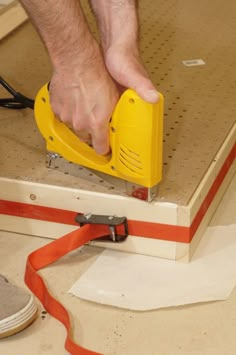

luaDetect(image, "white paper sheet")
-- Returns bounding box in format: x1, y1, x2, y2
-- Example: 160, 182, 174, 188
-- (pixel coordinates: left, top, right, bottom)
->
69, 224, 236, 310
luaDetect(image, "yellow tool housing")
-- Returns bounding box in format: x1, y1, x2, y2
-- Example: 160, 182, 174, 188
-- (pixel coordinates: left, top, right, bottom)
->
34, 84, 163, 188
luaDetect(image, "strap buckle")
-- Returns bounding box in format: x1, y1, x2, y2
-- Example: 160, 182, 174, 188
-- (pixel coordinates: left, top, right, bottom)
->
75, 214, 128, 243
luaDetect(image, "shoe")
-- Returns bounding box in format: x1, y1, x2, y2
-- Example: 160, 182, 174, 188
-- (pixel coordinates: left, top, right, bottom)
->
0, 275, 38, 339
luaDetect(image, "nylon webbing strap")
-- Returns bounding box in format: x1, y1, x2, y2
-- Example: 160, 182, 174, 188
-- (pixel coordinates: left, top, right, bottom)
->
24, 224, 111, 355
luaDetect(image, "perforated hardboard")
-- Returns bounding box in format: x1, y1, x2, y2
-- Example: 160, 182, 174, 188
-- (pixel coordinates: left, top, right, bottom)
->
0, 0, 235, 205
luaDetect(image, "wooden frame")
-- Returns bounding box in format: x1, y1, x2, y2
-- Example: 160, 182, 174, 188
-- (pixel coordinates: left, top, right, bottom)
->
0, 124, 235, 261
0, 1, 27, 41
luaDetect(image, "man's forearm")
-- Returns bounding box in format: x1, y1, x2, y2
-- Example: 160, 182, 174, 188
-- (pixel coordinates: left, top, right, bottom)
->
20, 0, 97, 69
90, 0, 139, 51
90, 0, 158, 103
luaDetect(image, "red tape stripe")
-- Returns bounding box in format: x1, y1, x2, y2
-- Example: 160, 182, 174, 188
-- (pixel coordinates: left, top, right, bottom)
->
0, 201, 79, 225
0, 199, 189, 242
190, 143, 235, 239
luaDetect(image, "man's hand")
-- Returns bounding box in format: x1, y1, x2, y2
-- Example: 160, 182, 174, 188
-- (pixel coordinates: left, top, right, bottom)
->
49, 44, 119, 155
104, 45, 159, 104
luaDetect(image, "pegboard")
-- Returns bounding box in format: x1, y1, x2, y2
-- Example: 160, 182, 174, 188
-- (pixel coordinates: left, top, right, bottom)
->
0, 0, 235, 206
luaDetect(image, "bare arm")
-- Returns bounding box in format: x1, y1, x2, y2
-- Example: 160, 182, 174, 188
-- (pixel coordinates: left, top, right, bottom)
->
90, 0, 138, 51
20, 0, 97, 69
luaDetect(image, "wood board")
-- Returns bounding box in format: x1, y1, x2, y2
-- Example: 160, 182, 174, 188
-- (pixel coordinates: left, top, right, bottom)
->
0, 1, 27, 41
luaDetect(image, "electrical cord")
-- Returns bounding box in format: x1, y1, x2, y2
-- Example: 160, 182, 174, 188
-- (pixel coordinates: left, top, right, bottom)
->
0, 76, 34, 110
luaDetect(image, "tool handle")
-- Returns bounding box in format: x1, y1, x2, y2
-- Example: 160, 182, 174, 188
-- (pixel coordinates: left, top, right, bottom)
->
34, 84, 110, 166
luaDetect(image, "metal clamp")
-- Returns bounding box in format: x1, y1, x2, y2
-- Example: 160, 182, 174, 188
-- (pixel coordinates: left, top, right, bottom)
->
75, 214, 128, 243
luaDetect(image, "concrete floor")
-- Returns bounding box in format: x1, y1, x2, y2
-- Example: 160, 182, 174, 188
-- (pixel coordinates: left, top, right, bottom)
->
0, 174, 236, 355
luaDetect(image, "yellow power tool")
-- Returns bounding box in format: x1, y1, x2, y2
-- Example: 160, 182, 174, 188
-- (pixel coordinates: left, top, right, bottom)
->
34, 84, 164, 201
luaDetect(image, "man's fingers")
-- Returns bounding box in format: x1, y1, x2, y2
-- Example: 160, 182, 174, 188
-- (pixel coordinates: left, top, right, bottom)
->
141, 88, 160, 104
133, 79, 159, 104
105, 48, 159, 104
49, 48, 119, 157
91, 125, 110, 155
75, 130, 92, 144
119, 63, 159, 104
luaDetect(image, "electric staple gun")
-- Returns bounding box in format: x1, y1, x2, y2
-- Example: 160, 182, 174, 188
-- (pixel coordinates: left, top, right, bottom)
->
34, 84, 164, 201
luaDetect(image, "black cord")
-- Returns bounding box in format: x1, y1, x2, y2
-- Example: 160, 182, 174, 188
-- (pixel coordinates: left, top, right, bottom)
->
0, 76, 34, 110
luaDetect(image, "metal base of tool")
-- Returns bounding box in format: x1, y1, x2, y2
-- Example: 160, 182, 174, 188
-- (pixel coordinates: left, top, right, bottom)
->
46, 152, 158, 202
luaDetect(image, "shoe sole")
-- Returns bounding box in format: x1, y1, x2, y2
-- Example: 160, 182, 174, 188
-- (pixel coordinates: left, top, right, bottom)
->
0, 295, 38, 339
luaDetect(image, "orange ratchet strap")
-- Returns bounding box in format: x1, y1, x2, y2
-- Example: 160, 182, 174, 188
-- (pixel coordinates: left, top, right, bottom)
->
25, 215, 128, 355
